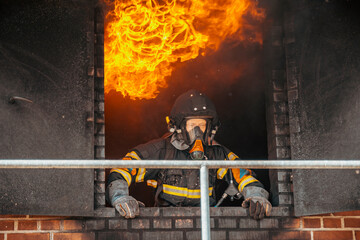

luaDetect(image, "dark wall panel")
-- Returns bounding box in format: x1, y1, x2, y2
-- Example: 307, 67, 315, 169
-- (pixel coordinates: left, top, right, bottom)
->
0, 0, 95, 216
283, 0, 360, 216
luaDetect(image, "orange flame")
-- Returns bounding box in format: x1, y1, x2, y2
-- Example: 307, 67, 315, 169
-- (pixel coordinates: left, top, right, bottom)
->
104, 0, 265, 100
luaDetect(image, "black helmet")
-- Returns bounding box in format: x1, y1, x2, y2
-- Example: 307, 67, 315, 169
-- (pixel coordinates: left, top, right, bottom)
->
167, 89, 220, 145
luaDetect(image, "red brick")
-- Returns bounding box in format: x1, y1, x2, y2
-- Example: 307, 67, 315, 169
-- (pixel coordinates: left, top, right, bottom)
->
7, 233, 49, 240
333, 210, 360, 216
18, 220, 38, 230
0, 234, 4, 240
53, 233, 95, 240
280, 218, 300, 228
175, 219, 194, 228
271, 231, 311, 240
0, 215, 27, 218
303, 218, 321, 228
41, 220, 61, 230
323, 218, 342, 228
0, 220, 14, 230
63, 220, 84, 230
313, 231, 353, 240
344, 218, 360, 228
356, 231, 360, 240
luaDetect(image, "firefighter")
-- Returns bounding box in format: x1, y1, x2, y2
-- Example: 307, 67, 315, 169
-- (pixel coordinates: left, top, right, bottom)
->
106, 89, 272, 220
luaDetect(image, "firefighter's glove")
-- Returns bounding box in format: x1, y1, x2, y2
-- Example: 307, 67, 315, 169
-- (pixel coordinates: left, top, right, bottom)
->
241, 186, 272, 220
107, 179, 145, 218
113, 196, 144, 219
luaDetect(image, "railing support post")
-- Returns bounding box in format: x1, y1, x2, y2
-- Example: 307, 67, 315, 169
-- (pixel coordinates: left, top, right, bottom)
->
200, 164, 211, 240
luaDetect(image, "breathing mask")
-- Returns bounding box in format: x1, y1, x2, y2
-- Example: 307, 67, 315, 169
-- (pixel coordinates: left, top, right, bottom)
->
188, 126, 205, 160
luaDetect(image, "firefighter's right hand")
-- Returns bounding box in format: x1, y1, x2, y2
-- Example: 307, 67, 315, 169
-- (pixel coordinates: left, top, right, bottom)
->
113, 196, 145, 219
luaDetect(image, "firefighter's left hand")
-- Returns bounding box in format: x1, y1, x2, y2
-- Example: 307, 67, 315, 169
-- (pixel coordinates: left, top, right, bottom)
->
241, 186, 272, 220
113, 196, 145, 219
242, 196, 272, 220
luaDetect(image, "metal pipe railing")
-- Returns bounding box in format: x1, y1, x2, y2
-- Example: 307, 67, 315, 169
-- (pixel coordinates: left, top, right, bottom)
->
0, 159, 359, 240
200, 165, 210, 240
0, 159, 359, 169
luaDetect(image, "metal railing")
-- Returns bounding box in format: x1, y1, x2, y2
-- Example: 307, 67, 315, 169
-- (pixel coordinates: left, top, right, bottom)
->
1, 159, 359, 240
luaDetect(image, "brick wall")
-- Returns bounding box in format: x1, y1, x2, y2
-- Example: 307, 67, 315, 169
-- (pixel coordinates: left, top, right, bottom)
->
0, 209, 359, 240
264, 0, 292, 207
94, 6, 106, 209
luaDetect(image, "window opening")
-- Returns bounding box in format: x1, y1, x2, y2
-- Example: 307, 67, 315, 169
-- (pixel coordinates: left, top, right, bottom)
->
103, 0, 270, 207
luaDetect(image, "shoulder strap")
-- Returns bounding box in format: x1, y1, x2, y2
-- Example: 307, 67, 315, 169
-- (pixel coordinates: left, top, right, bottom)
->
155, 138, 177, 206
157, 138, 176, 183
164, 137, 176, 160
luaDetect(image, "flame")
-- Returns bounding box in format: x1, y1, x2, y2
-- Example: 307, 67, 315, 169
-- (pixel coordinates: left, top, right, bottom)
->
104, 0, 265, 100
